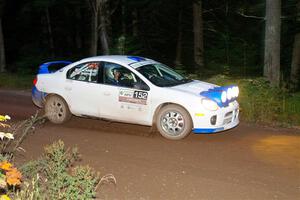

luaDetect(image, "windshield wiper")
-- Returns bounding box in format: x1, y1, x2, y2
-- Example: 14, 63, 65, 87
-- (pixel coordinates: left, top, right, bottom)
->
162, 79, 192, 87
180, 78, 192, 83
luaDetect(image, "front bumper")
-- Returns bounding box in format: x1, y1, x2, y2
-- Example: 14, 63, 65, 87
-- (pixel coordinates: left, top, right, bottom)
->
192, 118, 239, 133
192, 101, 239, 134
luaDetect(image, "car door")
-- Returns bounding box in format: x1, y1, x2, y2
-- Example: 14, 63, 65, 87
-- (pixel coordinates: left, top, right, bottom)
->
64, 62, 102, 117
99, 61, 152, 125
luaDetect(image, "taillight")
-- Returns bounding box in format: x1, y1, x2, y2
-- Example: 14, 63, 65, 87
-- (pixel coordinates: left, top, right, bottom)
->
33, 77, 37, 85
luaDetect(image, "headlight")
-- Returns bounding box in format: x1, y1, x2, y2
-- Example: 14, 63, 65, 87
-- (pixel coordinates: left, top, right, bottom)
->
227, 87, 233, 100
231, 87, 236, 97
231, 86, 239, 98
221, 91, 227, 103
201, 98, 219, 111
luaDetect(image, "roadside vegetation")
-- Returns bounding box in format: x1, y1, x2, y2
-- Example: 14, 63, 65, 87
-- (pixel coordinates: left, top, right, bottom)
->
0, 73, 34, 89
0, 114, 115, 200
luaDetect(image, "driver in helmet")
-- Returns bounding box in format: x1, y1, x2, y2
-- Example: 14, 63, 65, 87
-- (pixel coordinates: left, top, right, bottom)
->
109, 68, 124, 86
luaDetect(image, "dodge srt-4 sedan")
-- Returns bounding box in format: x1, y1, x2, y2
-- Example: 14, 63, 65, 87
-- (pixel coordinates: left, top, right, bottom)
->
32, 56, 239, 140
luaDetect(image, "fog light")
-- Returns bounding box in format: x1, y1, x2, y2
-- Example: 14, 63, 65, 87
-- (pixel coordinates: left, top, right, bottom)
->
210, 115, 217, 125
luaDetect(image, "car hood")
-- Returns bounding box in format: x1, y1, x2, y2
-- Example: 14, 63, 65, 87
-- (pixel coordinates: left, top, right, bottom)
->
169, 80, 217, 97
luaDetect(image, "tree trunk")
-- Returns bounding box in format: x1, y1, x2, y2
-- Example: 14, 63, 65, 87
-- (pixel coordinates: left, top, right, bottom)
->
0, 18, 5, 73
132, 9, 138, 37
45, 7, 55, 58
290, 33, 300, 90
106, 3, 112, 46
86, 0, 110, 56
99, 0, 109, 55
175, 9, 183, 66
264, 0, 281, 87
193, 0, 204, 69
290, 2, 300, 90
86, 0, 100, 56
90, 9, 98, 56
99, 14, 109, 55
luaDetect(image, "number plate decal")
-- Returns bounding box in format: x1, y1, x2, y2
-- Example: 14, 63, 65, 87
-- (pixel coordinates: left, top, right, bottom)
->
133, 91, 148, 100
119, 89, 148, 105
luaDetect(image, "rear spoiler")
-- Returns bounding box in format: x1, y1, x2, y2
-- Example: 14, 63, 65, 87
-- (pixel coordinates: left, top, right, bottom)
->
38, 61, 72, 74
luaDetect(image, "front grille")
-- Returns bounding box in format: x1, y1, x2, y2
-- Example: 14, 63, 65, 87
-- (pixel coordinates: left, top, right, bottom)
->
223, 109, 239, 125
234, 109, 239, 120
225, 111, 233, 118
223, 117, 232, 125
223, 111, 233, 125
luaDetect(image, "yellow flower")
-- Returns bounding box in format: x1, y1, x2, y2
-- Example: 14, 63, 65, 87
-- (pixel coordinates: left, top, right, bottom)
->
0, 115, 10, 122
0, 116, 6, 122
6, 168, 22, 186
0, 161, 13, 171
0, 195, 11, 200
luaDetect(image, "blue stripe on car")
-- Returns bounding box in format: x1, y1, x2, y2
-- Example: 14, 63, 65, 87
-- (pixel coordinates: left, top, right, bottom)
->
200, 85, 237, 107
192, 127, 224, 134
32, 86, 47, 107
127, 56, 146, 62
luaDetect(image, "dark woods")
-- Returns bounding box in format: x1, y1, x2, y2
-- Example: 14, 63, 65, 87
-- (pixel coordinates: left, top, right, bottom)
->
0, 0, 299, 89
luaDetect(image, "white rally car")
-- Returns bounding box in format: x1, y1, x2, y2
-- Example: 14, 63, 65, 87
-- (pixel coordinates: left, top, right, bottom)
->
32, 56, 239, 140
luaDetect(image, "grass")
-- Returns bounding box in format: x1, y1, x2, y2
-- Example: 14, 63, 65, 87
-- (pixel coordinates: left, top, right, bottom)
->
0, 72, 34, 89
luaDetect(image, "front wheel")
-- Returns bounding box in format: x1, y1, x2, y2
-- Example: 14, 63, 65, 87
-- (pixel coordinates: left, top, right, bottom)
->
156, 105, 192, 140
44, 95, 71, 124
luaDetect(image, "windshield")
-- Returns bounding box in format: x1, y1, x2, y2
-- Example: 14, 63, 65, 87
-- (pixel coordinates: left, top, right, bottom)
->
136, 63, 192, 87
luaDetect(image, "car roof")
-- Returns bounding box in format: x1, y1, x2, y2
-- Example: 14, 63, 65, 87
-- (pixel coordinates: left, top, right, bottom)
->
79, 55, 156, 68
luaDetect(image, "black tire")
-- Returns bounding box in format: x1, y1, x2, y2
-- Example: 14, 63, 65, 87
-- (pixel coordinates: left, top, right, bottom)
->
44, 95, 71, 124
156, 104, 192, 140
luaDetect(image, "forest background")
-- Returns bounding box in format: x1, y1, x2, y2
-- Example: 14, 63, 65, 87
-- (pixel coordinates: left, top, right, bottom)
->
0, 0, 299, 126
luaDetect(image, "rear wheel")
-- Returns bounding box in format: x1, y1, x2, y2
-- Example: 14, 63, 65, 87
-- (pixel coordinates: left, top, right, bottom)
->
45, 95, 71, 124
156, 105, 192, 140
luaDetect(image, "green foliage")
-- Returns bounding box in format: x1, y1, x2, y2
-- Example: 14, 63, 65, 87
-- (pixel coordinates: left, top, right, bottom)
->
206, 75, 300, 126
14, 174, 43, 200
20, 140, 105, 200
19, 159, 46, 180
62, 166, 99, 200
0, 154, 9, 162
44, 140, 79, 176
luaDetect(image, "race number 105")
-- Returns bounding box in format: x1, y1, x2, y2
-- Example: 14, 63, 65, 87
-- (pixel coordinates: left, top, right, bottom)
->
133, 91, 148, 100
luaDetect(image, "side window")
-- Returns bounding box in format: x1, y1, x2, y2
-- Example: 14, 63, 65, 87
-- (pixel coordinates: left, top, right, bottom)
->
67, 62, 100, 83
103, 62, 150, 91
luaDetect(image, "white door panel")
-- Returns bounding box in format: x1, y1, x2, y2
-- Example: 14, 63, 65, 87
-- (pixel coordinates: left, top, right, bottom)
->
100, 85, 151, 125
64, 80, 101, 117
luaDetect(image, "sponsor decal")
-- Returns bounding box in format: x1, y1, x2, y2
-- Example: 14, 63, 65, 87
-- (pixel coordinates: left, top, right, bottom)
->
119, 89, 148, 105
195, 113, 205, 117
